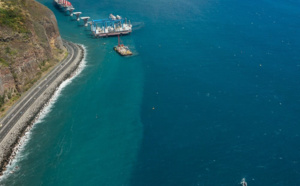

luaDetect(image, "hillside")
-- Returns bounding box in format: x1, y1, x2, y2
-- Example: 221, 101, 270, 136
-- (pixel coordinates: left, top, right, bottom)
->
0, 0, 66, 115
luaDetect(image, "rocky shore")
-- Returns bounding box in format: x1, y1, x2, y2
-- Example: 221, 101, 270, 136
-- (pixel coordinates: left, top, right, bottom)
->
0, 41, 85, 175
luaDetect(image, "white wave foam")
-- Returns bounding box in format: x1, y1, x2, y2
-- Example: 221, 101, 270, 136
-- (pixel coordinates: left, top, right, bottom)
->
0, 44, 88, 181
37, 44, 87, 123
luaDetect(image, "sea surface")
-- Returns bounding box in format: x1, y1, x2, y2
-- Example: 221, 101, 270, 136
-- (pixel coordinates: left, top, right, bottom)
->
1, 0, 300, 185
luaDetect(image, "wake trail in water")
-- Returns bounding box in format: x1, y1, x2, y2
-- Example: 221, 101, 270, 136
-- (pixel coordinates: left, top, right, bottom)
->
132, 22, 145, 31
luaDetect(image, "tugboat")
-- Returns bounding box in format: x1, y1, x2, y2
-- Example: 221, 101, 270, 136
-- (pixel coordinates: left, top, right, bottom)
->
240, 178, 247, 186
114, 35, 132, 56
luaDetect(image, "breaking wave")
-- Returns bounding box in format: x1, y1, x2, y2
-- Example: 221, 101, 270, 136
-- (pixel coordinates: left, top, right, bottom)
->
0, 44, 88, 182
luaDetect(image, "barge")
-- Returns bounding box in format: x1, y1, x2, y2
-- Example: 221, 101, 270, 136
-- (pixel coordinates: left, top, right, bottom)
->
114, 36, 132, 56
91, 14, 132, 37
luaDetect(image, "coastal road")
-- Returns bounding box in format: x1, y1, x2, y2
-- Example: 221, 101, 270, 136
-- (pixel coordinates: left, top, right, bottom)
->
0, 41, 81, 144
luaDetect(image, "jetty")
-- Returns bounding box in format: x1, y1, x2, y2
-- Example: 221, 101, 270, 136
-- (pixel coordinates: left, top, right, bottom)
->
67, 7, 75, 16
73, 12, 82, 21
53, 0, 133, 36
81, 17, 90, 27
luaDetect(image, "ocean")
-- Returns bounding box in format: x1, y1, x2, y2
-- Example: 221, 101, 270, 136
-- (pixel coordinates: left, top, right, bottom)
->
1, 0, 300, 185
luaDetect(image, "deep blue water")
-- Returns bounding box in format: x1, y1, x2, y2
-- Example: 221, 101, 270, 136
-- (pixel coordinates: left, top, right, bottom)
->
1, 0, 300, 185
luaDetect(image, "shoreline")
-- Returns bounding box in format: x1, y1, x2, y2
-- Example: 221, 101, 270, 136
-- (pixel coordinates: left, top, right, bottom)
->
0, 40, 85, 176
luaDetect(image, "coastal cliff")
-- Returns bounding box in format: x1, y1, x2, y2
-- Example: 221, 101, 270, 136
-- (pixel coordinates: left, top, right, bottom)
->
0, 0, 66, 114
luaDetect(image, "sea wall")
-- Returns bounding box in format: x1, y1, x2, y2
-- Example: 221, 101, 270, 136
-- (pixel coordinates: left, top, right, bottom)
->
0, 42, 84, 175
0, 0, 66, 112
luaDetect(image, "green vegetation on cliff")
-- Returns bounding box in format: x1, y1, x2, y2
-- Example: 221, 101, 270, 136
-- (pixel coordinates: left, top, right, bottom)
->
0, 0, 66, 116
0, 5, 28, 33
0, 58, 9, 67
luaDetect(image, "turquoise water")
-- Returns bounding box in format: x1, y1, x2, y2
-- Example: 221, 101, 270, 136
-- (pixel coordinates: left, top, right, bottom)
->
2, 0, 300, 185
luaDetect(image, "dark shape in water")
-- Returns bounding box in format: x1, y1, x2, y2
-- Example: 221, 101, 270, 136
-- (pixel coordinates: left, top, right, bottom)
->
241, 178, 247, 186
